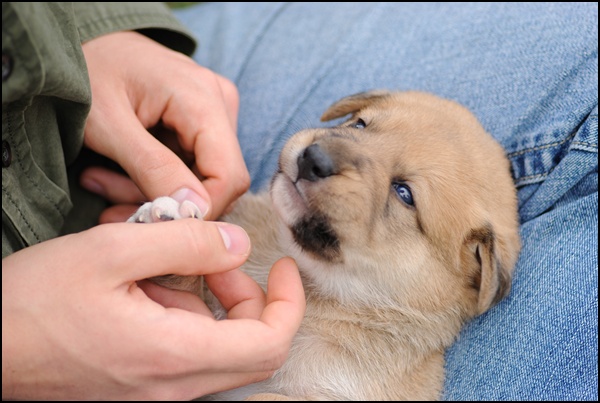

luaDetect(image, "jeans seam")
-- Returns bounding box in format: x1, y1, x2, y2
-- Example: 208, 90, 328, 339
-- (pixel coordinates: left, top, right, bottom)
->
515, 172, 549, 184
507, 131, 577, 158
571, 141, 598, 152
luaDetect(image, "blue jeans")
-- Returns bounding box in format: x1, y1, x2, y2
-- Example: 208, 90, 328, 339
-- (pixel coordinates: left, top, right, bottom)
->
175, 3, 598, 400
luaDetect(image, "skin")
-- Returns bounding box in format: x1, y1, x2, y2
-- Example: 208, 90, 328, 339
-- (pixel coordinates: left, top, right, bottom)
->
81, 30, 249, 221
1, 31, 306, 400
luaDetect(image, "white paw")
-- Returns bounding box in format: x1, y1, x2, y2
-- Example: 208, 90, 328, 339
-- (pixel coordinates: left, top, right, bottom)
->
127, 196, 203, 223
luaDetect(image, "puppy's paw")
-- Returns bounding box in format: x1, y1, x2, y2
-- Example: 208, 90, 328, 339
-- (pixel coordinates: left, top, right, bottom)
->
127, 196, 203, 223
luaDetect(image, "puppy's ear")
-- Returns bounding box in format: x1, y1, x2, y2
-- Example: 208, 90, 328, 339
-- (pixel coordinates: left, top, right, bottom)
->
320, 90, 392, 121
462, 225, 513, 315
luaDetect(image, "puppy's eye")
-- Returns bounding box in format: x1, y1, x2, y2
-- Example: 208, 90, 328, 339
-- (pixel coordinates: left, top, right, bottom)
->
392, 182, 414, 206
353, 118, 367, 129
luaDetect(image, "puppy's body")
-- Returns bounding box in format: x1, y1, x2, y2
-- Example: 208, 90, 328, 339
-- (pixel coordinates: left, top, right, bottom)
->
132, 91, 521, 400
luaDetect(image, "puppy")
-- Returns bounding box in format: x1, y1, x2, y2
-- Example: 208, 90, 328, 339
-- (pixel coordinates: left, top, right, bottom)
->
130, 91, 521, 400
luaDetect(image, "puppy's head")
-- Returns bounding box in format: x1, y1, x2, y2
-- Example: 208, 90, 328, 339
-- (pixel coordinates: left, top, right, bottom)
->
270, 91, 520, 319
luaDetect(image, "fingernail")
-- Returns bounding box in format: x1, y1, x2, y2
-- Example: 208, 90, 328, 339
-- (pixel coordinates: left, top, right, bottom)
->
81, 178, 105, 196
170, 188, 210, 218
217, 223, 250, 256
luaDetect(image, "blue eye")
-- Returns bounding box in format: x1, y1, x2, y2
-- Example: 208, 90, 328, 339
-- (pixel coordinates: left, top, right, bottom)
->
353, 118, 366, 129
393, 182, 414, 206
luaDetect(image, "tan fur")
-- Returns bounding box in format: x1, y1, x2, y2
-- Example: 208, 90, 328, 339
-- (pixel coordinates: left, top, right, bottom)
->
169, 91, 521, 400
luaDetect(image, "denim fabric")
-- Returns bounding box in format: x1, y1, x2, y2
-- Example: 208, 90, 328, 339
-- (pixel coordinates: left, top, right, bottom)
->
175, 2, 598, 400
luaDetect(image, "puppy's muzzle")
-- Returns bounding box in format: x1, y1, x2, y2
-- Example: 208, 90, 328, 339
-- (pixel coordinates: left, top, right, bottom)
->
297, 143, 336, 182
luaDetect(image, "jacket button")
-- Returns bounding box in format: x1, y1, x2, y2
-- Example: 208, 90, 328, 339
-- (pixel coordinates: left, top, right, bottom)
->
2, 141, 11, 167
2, 52, 12, 81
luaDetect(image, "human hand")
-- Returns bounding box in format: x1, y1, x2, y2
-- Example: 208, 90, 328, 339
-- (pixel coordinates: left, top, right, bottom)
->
1, 220, 305, 400
80, 30, 250, 221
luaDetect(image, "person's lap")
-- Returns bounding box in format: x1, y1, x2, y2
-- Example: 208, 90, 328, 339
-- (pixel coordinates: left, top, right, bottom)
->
175, 2, 598, 400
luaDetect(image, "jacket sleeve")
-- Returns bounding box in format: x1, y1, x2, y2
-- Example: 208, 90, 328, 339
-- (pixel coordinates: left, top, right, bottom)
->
72, 2, 197, 56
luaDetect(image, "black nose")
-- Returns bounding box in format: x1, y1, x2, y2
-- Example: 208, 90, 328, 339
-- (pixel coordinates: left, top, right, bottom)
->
297, 144, 336, 181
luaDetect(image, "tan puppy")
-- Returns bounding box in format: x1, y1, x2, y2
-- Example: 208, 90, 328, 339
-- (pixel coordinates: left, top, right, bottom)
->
130, 91, 521, 400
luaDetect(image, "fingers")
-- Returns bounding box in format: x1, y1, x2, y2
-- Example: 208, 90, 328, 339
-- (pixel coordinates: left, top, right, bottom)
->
123, 245, 304, 384
81, 32, 215, 217
79, 167, 213, 223
79, 167, 146, 223
204, 268, 266, 320
80, 167, 146, 204
214, 74, 239, 131
82, 220, 251, 282
99, 118, 213, 218
136, 280, 213, 316
160, 70, 250, 220
138, 257, 304, 379
98, 205, 139, 224
175, 257, 305, 373
260, 257, 306, 332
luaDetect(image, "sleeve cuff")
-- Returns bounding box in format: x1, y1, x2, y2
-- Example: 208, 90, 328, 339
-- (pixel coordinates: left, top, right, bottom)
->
73, 2, 197, 56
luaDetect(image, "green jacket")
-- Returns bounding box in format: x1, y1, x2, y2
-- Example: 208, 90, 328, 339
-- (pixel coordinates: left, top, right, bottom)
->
2, 2, 196, 258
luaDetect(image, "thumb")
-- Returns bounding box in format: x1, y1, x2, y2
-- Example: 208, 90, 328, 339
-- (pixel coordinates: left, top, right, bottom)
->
85, 107, 212, 217
82, 220, 251, 283
118, 125, 212, 217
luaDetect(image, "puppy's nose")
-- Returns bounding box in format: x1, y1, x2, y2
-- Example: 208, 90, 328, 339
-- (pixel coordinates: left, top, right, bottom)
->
297, 144, 335, 181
